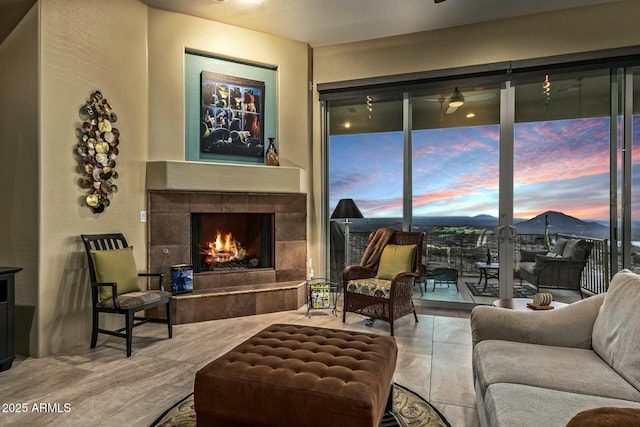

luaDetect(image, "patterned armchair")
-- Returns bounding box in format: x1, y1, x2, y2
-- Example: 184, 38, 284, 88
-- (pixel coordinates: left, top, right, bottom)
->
342, 228, 424, 336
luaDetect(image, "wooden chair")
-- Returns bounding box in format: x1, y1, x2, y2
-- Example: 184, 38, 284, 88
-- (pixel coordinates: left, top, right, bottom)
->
81, 233, 172, 357
342, 229, 424, 336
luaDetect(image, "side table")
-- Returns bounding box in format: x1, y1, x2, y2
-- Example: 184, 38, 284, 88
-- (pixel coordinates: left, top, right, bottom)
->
476, 262, 499, 291
306, 278, 340, 317
493, 298, 568, 310
0, 267, 22, 371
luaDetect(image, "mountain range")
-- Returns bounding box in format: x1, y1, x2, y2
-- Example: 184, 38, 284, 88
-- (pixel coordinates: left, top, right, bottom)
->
514, 211, 609, 239
346, 210, 610, 239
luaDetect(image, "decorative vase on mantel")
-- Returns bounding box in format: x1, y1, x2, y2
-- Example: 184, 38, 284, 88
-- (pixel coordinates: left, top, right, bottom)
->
266, 137, 279, 166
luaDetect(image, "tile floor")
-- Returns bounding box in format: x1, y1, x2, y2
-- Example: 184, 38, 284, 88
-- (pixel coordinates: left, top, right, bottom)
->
415, 276, 583, 306
0, 303, 479, 427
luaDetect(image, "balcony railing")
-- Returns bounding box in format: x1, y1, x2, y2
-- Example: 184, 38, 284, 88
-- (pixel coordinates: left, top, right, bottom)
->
336, 230, 610, 295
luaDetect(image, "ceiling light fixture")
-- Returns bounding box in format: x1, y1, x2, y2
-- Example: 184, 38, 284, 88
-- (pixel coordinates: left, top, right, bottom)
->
543, 74, 551, 105
466, 113, 476, 118
448, 87, 465, 108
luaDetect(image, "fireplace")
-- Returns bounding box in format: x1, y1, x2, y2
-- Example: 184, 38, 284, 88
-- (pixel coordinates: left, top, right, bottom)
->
148, 190, 307, 323
191, 213, 274, 273
149, 190, 306, 295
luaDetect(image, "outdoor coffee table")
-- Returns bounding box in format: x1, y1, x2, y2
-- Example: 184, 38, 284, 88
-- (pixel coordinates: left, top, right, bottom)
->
476, 262, 499, 291
493, 297, 568, 310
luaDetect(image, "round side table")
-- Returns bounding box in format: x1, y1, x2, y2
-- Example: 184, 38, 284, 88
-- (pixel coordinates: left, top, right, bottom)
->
492, 298, 568, 310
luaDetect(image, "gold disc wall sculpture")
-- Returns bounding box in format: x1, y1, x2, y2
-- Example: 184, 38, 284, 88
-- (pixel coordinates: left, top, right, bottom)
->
76, 91, 119, 214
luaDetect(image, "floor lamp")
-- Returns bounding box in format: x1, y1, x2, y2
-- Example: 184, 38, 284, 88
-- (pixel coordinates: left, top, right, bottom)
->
331, 198, 363, 267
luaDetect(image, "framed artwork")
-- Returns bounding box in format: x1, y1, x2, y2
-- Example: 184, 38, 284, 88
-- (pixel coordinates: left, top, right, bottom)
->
185, 52, 277, 165
200, 71, 265, 158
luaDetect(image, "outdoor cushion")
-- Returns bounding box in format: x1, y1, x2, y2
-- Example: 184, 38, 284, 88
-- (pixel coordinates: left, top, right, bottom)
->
592, 269, 640, 391
545, 252, 563, 258
347, 278, 392, 299
562, 239, 590, 260
551, 237, 569, 256
90, 246, 141, 301
533, 254, 566, 270
375, 244, 416, 280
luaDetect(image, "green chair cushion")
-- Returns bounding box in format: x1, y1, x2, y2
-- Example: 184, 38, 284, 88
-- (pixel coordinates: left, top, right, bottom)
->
90, 246, 141, 301
376, 244, 416, 280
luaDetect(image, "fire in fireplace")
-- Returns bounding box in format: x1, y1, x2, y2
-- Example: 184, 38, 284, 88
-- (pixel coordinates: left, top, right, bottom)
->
202, 230, 248, 268
191, 213, 274, 273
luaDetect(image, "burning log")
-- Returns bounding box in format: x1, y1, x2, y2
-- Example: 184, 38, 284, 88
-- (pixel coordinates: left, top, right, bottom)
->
201, 230, 248, 267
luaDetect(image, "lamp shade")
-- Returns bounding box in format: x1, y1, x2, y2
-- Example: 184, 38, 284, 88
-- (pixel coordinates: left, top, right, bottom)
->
331, 198, 364, 219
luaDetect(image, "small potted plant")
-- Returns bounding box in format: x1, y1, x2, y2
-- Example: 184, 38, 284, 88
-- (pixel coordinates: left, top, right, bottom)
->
513, 264, 521, 279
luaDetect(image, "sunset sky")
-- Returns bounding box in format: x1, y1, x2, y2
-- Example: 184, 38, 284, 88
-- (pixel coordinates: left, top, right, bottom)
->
330, 116, 640, 222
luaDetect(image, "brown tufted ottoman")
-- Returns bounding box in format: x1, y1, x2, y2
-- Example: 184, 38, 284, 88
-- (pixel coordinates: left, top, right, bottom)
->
194, 323, 398, 427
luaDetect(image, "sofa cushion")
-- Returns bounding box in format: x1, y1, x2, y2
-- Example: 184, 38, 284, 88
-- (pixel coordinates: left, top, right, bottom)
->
375, 244, 416, 280
592, 269, 640, 391
484, 383, 640, 427
474, 340, 640, 402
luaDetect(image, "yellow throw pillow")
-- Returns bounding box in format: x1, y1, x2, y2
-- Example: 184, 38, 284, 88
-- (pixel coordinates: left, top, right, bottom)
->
376, 244, 417, 280
90, 246, 141, 301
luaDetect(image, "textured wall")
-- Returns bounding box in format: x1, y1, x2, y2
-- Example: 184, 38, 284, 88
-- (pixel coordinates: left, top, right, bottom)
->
37, 0, 150, 356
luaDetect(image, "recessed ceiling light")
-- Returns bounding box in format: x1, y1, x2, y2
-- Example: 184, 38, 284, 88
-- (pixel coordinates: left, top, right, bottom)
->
466, 113, 476, 118
344, 122, 351, 129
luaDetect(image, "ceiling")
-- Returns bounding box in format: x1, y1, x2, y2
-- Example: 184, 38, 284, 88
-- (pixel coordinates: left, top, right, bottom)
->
140, 0, 620, 47
0, 0, 622, 47
0, 0, 36, 43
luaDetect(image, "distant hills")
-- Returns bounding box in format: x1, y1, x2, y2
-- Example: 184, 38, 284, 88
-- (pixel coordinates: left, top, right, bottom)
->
344, 210, 610, 239
515, 211, 609, 239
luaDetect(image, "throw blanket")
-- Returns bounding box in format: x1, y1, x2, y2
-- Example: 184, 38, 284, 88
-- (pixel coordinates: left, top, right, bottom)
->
360, 228, 396, 270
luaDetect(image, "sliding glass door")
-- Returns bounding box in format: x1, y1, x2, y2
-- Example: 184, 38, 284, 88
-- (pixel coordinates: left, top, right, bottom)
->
512, 69, 612, 295
411, 84, 501, 301
327, 94, 403, 282
322, 51, 640, 302
628, 67, 640, 273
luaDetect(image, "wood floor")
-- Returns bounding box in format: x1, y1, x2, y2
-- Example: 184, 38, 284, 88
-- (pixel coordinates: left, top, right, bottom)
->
0, 305, 480, 427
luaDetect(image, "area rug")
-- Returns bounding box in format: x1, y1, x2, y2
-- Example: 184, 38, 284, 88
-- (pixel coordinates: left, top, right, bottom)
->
465, 281, 537, 298
150, 383, 450, 427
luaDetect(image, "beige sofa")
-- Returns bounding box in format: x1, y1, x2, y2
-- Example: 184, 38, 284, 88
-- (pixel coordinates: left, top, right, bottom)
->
471, 269, 640, 426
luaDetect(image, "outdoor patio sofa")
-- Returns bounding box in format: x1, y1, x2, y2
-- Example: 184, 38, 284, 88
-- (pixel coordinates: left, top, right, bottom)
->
518, 236, 593, 298
471, 268, 640, 427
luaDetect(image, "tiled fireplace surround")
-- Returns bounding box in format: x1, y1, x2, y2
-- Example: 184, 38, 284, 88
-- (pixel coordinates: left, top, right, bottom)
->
148, 190, 307, 324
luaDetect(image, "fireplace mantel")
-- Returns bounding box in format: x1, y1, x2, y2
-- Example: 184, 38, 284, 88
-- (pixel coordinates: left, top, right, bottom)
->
146, 161, 303, 193
148, 190, 307, 323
